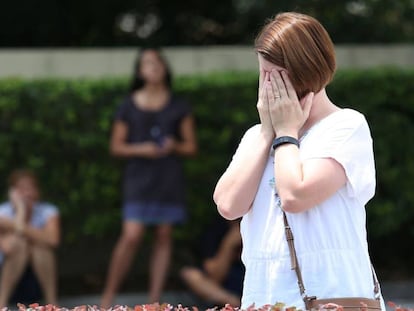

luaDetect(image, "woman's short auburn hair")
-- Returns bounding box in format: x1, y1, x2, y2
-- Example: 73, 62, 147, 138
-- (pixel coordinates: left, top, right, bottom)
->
255, 12, 336, 99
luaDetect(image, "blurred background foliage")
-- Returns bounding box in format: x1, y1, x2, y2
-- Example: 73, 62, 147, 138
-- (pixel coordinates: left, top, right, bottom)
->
0, 0, 413, 47
0, 69, 413, 292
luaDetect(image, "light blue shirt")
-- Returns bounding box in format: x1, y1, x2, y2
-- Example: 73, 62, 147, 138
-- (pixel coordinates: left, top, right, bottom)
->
0, 201, 59, 263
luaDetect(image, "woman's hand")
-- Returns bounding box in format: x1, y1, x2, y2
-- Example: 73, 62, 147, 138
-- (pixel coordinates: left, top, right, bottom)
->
8, 188, 26, 234
159, 136, 176, 156
9, 188, 25, 210
257, 70, 275, 140
267, 70, 314, 137
140, 142, 166, 158
0, 234, 22, 254
141, 138, 176, 158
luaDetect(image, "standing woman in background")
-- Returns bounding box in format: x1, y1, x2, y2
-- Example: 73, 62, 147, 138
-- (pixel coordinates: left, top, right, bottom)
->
101, 48, 197, 308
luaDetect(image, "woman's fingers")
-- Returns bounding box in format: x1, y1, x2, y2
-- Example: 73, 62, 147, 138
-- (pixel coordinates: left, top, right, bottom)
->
257, 72, 275, 136
302, 92, 314, 119
281, 71, 299, 100
259, 72, 269, 103
9, 188, 23, 207
259, 68, 265, 89
269, 70, 299, 101
271, 70, 288, 99
270, 71, 280, 101
265, 81, 274, 108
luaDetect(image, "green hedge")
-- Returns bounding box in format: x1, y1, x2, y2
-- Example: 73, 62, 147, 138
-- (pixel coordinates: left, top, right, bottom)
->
0, 73, 261, 244
0, 69, 413, 275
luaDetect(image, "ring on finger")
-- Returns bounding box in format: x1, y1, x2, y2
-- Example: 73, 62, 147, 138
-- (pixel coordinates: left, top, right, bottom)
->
274, 94, 281, 99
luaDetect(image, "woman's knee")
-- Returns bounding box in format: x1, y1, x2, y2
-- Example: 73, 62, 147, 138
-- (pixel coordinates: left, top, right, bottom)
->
180, 266, 202, 283
3, 236, 29, 257
154, 225, 172, 245
30, 244, 55, 261
120, 222, 145, 247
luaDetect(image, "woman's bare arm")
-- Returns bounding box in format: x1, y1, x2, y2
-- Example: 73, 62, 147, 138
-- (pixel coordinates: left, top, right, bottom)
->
214, 127, 272, 220
274, 145, 347, 213
173, 115, 197, 156
268, 70, 347, 213
214, 70, 276, 220
22, 215, 60, 248
0, 215, 60, 248
109, 121, 162, 158
0, 218, 16, 233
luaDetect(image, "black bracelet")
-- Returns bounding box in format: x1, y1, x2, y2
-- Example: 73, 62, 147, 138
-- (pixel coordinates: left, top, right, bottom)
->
272, 136, 300, 150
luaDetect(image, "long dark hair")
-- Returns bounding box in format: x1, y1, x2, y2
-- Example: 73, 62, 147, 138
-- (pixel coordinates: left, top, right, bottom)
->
129, 47, 173, 93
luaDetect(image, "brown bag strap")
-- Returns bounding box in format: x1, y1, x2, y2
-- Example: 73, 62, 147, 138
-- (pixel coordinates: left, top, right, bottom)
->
282, 211, 307, 297
282, 211, 380, 300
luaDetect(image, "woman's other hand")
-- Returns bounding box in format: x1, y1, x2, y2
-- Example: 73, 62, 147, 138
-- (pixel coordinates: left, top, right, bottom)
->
257, 70, 275, 140
267, 70, 314, 137
8, 188, 27, 234
140, 142, 165, 158
8, 188, 25, 212
159, 137, 176, 156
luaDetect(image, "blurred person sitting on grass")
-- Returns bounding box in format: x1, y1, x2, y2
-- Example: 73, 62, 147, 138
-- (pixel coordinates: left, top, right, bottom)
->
0, 169, 60, 307
180, 217, 244, 308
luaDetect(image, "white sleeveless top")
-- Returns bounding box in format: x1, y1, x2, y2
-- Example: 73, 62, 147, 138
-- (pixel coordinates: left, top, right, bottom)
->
234, 109, 384, 309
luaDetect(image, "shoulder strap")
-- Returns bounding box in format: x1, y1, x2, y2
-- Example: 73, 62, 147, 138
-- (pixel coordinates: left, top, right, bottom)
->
282, 211, 306, 297
282, 211, 380, 300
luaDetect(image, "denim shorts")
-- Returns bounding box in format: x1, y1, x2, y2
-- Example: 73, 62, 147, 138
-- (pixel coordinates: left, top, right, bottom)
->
122, 201, 186, 224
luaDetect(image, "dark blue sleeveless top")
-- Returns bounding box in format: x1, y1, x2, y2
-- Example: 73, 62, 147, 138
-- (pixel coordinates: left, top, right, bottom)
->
114, 95, 191, 204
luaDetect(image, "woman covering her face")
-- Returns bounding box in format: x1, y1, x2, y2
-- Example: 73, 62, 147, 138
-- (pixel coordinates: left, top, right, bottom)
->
214, 12, 385, 310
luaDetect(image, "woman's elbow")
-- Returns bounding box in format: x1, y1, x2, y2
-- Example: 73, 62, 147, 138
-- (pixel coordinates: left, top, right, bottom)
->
109, 144, 117, 156
190, 144, 198, 156
214, 195, 245, 220
185, 145, 198, 157
214, 192, 232, 220
280, 196, 311, 214
181, 142, 198, 157
109, 144, 123, 157
49, 236, 60, 249
214, 184, 250, 220
280, 201, 301, 214
216, 204, 239, 220
47, 229, 60, 248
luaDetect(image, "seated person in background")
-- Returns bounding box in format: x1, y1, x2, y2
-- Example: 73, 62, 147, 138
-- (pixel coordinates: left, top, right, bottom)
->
180, 217, 244, 307
0, 169, 60, 307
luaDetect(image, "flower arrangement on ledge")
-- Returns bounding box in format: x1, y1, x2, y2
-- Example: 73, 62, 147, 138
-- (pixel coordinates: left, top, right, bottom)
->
2, 301, 412, 311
